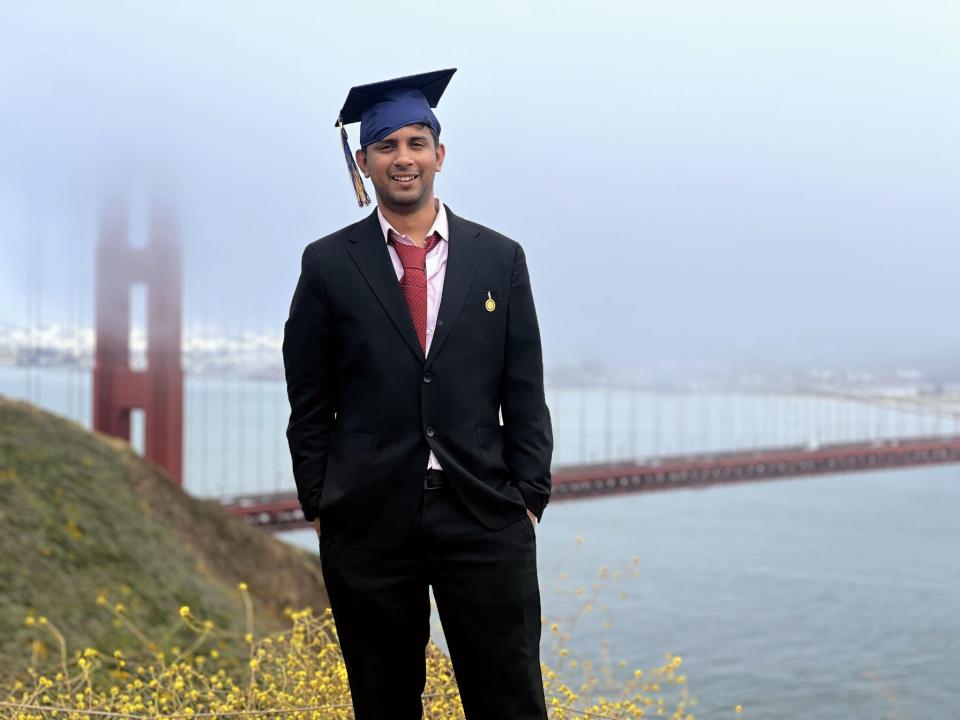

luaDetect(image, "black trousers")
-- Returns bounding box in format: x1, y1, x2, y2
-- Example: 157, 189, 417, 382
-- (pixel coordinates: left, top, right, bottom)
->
318, 472, 547, 720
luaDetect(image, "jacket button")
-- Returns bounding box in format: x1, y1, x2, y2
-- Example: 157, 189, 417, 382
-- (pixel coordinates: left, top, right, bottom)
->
423, 372, 433, 383
425, 426, 435, 438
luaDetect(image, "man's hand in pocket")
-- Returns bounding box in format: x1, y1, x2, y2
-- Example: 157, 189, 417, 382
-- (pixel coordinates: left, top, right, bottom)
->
314, 518, 322, 538
526, 508, 537, 528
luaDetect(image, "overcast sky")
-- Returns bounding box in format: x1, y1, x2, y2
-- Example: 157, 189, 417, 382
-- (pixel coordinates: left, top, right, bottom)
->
1, 1, 957, 376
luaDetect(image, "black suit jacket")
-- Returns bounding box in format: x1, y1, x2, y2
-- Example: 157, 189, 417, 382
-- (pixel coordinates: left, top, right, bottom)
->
282, 204, 553, 549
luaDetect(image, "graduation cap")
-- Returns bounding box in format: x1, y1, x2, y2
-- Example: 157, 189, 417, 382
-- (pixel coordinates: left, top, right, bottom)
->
335, 68, 457, 207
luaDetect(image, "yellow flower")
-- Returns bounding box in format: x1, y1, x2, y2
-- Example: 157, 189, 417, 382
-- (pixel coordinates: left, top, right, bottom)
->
735, 705, 743, 713
6, 595, 696, 719
238, 581, 248, 591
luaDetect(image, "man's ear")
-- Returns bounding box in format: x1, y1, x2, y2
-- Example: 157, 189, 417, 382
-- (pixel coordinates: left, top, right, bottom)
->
435, 142, 446, 171
355, 147, 368, 176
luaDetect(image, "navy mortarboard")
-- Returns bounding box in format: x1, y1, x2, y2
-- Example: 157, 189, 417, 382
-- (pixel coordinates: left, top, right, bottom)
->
336, 68, 457, 207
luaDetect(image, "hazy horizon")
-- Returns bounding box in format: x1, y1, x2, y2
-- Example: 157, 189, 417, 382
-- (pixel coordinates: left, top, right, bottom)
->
2, 1, 957, 374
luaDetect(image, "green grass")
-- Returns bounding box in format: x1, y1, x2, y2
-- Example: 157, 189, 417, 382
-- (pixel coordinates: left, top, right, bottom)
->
0, 395, 327, 687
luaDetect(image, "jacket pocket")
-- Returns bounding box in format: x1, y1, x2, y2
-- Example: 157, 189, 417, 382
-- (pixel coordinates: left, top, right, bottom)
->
319, 430, 376, 511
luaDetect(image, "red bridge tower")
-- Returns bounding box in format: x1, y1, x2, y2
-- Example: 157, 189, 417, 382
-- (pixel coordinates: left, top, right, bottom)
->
92, 205, 184, 485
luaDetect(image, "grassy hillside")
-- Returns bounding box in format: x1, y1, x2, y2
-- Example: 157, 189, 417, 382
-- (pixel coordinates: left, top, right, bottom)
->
0, 395, 327, 686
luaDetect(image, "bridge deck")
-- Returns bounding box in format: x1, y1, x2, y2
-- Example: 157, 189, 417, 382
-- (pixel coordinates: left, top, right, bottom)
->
220, 435, 960, 531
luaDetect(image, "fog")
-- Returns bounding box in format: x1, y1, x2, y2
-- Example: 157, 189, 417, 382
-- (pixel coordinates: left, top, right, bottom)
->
1, 1, 957, 377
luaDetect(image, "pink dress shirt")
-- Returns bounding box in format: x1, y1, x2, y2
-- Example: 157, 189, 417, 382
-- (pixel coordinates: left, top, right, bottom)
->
377, 198, 449, 471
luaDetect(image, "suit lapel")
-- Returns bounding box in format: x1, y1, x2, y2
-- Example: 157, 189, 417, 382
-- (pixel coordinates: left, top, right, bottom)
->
345, 209, 425, 362
425, 206, 483, 371
344, 204, 484, 369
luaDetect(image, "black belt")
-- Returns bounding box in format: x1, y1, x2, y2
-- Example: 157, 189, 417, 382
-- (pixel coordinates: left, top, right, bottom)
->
424, 469, 446, 490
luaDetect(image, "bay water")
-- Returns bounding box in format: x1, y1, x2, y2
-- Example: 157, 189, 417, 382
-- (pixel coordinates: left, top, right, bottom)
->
3, 366, 958, 718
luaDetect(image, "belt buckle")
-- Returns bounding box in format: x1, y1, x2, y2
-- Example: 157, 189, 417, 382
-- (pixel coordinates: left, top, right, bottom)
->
424, 470, 444, 490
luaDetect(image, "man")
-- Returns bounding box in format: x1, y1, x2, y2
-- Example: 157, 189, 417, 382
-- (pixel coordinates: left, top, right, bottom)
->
282, 68, 553, 720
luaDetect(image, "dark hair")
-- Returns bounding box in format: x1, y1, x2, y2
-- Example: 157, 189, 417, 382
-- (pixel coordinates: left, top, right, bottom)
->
418, 122, 440, 149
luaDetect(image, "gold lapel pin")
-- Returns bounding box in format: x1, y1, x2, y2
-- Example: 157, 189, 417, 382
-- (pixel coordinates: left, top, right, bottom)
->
484, 290, 496, 312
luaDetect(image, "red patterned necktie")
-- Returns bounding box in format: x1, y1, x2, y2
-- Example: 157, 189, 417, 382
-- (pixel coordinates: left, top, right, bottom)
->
389, 230, 440, 353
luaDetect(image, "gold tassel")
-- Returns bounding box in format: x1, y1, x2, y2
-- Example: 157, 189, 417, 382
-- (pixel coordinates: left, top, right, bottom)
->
339, 119, 371, 207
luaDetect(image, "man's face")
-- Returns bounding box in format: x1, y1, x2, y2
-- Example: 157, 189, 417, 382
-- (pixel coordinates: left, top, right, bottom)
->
356, 123, 445, 211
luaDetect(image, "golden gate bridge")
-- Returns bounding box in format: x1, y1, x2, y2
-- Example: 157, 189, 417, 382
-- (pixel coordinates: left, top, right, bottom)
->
11, 204, 960, 532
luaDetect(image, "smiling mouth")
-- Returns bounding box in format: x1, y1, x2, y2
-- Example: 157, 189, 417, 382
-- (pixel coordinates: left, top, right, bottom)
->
390, 174, 418, 184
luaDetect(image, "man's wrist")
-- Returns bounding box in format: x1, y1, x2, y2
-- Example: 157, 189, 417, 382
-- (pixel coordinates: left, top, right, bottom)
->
516, 484, 548, 523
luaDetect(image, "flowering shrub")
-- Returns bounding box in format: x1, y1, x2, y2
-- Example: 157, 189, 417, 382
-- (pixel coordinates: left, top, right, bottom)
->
2, 580, 709, 720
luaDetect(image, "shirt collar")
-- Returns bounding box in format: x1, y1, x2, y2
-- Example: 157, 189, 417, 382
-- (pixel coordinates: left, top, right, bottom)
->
377, 197, 449, 245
